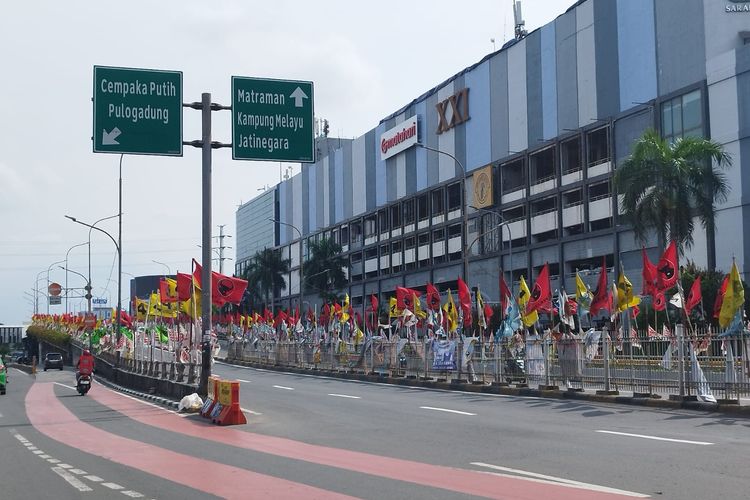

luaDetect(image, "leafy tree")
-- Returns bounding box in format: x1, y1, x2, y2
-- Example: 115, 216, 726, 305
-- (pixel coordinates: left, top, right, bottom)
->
242, 248, 290, 309
613, 129, 731, 264
305, 238, 347, 303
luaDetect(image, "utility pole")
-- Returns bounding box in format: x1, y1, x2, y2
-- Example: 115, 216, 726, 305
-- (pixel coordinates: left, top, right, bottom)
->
216, 224, 233, 275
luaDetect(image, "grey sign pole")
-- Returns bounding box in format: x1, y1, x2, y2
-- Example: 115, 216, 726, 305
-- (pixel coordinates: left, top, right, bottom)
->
199, 92, 213, 397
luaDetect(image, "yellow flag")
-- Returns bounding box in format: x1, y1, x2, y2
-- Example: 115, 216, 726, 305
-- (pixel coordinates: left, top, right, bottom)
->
477, 289, 486, 328
340, 294, 351, 323
719, 261, 745, 328
412, 293, 427, 319
616, 269, 640, 313
389, 297, 401, 318
518, 276, 538, 327
160, 277, 178, 302
134, 298, 149, 320
180, 278, 202, 318
442, 289, 459, 333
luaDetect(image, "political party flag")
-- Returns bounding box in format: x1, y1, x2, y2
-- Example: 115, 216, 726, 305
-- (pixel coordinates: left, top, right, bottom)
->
518, 276, 538, 327
388, 297, 401, 318
500, 296, 522, 338
477, 289, 486, 329
500, 274, 512, 314
713, 275, 729, 320
669, 292, 683, 309
340, 294, 351, 323
396, 286, 421, 311
176, 272, 193, 301
685, 276, 702, 315
641, 247, 658, 297
719, 261, 745, 328
426, 283, 441, 311
575, 272, 592, 315
526, 263, 552, 314
457, 277, 473, 327
412, 292, 427, 320
616, 267, 641, 313
159, 278, 178, 303
589, 257, 610, 317
656, 241, 678, 290
193, 260, 249, 306
443, 289, 459, 333
653, 290, 666, 311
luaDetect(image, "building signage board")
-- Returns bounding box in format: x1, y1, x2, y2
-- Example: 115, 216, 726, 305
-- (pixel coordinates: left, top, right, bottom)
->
472, 164, 494, 209
92, 298, 108, 305
93, 65, 183, 156
380, 116, 419, 160
232, 76, 315, 162
726, 0, 750, 12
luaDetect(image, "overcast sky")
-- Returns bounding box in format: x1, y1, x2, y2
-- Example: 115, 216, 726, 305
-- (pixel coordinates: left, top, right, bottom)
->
0, 0, 574, 324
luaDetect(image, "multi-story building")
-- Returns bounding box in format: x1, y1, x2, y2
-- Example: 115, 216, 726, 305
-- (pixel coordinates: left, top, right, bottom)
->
236, 0, 750, 311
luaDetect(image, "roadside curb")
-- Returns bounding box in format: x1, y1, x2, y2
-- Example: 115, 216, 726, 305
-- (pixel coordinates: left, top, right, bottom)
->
96, 376, 180, 411
218, 358, 750, 417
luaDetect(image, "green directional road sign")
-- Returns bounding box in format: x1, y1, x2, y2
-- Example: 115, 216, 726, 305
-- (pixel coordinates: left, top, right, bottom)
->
232, 76, 314, 162
93, 65, 183, 156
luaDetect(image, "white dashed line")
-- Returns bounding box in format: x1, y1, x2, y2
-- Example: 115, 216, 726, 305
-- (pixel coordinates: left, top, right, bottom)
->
595, 430, 714, 446
241, 407, 262, 415
273, 385, 294, 390
13, 368, 29, 375
122, 491, 145, 498
69, 468, 88, 475
32, 450, 44, 455
54, 382, 77, 391
84, 475, 104, 482
237, 379, 251, 383
471, 462, 649, 498
51, 466, 93, 492
327, 394, 361, 399
419, 406, 476, 416
103, 482, 124, 490
47, 458, 61, 464
57, 464, 73, 469
39, 454, 52, 459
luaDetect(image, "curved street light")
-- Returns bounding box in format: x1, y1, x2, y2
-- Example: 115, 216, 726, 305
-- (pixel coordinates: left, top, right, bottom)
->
46, 259, 65, 314
269, 218, 304, 307
65, 215, 122, 351
65, 241, 88, 314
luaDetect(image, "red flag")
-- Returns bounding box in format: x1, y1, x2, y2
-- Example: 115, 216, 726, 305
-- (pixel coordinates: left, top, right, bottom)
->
159, 278, 177, 303
457, 277, 472, 326
653, 290, 666, 311
273, 309, 287, 328
396, 286, 421, 311
193, 260, 248, 306
264, 308, 273, 323
500, 274, 512, 313
307, 307, 315, 324
589, 257, 610, 316
713, 275, 729, 319
631, 305, 640, 319
641, 247, 658, 297
656, 241, 678, 290
685, 276, 702, 315
426, 283, 441, 311
483, 303, 494, 322
320, 303, 331, 326
526, 263, 552, 314
176, 273, 193, 301
370, 294, 379, 313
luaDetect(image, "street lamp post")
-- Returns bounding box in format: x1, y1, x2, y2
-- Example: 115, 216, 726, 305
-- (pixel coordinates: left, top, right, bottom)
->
60, 266, 93, 349
65, 242, 88, 314
270, 219, 303, 309
34, 270, 47, 315
85, 214, 119, 319
65, 215, 122, 359
152, 260, 172, 277
416, 143, 468, 282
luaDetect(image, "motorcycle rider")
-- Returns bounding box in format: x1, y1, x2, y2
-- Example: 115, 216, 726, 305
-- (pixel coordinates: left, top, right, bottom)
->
76, 349, 95, 384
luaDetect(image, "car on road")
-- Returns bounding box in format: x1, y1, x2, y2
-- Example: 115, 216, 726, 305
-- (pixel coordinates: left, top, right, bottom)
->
44, 352, 64, 371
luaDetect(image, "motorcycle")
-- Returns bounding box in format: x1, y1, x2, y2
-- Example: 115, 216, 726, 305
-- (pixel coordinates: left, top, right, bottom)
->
76, 373, 92, 396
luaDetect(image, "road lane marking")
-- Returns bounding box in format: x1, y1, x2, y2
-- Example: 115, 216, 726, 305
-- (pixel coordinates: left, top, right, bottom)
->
273, 385, 294, 390
237, 379, 251, 383
39, 454, 52, 459
13, 368, 29, 375
103, 482, 125, 490
32, 450, 44, 454
96, 381, 178, 415
58, 464, 72, 469
471, 462, 649, 498
54, 382, 77, 391
328, 394, 361, 399
84, 475, 103, 482
122, 491, 145, 498
420, 406, 476, 416
595, 430, 714, 446
241, 407, 262, 415
51, 466, 93, 492
47, 458, 61, 464
69, 468, 88, 475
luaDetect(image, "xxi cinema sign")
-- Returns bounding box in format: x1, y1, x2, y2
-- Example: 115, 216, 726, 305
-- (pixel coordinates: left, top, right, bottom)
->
436, 88, 469, 134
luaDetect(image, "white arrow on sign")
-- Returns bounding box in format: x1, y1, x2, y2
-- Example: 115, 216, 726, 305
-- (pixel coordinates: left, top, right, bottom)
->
289, 87, 308, 108
102, 127, 121, 145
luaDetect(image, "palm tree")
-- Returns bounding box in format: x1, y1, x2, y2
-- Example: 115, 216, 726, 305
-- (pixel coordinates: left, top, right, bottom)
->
613, 129, 731, 267
305, 238, 347, 303
242, 248, 290, 310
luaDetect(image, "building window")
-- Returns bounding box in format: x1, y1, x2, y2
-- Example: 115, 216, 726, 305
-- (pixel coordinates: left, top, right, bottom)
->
501, 158, 526, 193
417, 194, 429, 222
390, 204, 401, 229
404, 236, 417, 271
530, 147, 555, 184
588, 181, 610, 200
662, 89, 702, 143
431, 188, 445, 215
340, 225, 349, 246
378, 209, 389, 234
563, 189, 583, 207
364, 214, 377, 239
587, 127, 610, 166
432, 228, 446, 264
418, 232, 430, 268
447, 183, 462, 212
403, 199, 415, 225
447, 223, 462, 262
560, 137, 582, 174
391, 240, 402, 273
380, 244, 390, 275
351, 219, 363, 246
481, 214, 500, 254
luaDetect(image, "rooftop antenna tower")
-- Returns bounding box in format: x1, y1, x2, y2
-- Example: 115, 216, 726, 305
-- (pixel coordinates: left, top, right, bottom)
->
513, 1, 528, 40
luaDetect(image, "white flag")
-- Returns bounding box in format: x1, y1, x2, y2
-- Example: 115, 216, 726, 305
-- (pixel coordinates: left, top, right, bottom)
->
669, 292, 683, 309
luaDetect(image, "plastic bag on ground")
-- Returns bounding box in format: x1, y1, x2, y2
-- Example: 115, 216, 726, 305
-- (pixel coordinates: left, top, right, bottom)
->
178, 393, 204, 412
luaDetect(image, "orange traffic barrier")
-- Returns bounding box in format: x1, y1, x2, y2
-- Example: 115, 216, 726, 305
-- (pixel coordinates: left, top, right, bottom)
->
215, 380, 246, 426
200, 376, 221, 418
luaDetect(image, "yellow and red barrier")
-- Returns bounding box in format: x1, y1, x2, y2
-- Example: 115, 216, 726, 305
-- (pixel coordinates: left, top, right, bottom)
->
200, 375, 246, 426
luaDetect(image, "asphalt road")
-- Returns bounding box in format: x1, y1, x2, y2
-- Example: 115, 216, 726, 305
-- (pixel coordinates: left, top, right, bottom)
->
1, 362, 747, 499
